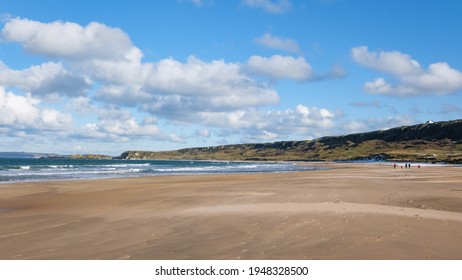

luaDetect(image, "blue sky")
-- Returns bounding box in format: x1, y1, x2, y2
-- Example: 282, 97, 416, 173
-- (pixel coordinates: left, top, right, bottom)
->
1, 0, 461, 155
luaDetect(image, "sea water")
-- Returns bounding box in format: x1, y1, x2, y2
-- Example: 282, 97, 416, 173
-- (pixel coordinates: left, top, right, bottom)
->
0, 158, 314, 183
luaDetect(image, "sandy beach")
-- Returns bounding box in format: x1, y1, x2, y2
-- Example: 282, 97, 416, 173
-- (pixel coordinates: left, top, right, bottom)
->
1, 163, 462, 260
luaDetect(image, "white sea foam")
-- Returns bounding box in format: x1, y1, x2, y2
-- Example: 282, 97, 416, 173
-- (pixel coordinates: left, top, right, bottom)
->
0, 159, 313, 183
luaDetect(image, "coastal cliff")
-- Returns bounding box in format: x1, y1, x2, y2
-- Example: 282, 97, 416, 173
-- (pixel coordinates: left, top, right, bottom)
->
118, 119, 462, 163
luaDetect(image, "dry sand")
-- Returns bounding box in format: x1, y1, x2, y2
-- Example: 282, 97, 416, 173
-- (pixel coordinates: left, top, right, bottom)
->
1, 163, 462, 260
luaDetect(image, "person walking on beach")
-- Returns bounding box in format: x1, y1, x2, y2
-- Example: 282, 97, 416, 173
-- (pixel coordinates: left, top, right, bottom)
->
394, 163, 397, 169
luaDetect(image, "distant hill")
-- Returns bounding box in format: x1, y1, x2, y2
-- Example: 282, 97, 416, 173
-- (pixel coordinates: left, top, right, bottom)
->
0, 152, 112, 160
0, 152, 63, 159
118, 119, 462, 163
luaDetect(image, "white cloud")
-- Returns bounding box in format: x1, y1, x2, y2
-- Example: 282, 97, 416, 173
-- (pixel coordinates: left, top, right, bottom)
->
246, 55, 313, 81
341, 115, 417, 135
74, 106, 180, 142
351, 46, 421, 76
242, 0, 293, 14
2, 18, 281, 117
0, 61, 90, 98
0, 85, 176, 144
342, 119, 366, 133
141, 56, 280, 115
363, 78, 402, 95
79, 48, 148, 85
1, 18, 148, 100
198, 104, 336, 141
1, 17, 346, 152
69, 97, 94, 114
98, 108, 160, 137
147, 56, 269, 98
197, 129, 211, 138
352, 46, 462, 96
407, 62, 462, 93
252, 130, 279, 141
0, 86, 73, 131
81, 54, 281, 112
254, 33, 301, 54
2, 18, 138, 61
40, 108, 73, 130
0, 88, 39, 127
95, 84, 151, 106
100, 117, 160, 138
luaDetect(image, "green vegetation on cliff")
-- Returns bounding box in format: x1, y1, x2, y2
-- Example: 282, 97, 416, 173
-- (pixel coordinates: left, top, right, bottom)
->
118, 119, 462, 163
67, 154, 113, 160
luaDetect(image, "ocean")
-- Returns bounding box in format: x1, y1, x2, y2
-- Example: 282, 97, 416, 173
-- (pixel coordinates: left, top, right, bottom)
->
0, 158, 314, 183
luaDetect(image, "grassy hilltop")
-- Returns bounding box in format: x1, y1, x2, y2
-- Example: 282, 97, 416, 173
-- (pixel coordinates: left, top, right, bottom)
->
118, 119, 462, 163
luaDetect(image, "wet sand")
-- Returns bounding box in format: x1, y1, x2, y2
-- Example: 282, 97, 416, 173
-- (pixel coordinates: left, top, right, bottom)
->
1, 163, 462, 259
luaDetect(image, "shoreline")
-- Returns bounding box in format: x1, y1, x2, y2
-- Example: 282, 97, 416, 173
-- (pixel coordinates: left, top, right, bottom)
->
0, 159, 316, 185
1, 163, 462, 259
1, 159, 458, 185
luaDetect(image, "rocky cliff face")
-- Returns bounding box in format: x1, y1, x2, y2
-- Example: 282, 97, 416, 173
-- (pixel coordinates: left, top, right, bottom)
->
118, 119, 462, 163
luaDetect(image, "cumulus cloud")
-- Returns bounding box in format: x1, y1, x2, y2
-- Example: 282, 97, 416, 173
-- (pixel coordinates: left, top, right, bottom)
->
1, 18, 147, 100
79, 48, 147, 85
254, 33, 301, 54
2, 18, 281, 117
0, 86, 73, 131
246, 55, 313, 81
69, 100, 150, 137
82, 54, 281, 112
1, 17, 344, 151
351, 46, 421, 76
139, 56, 280, 119
341, 115, 416, 135
146, 56, 279, 101
95, 108, 161, 138
198, 104, 336, 141
74, 106, 181, 142
352, 46, 462, 96
147, 56, 278, 103
69, 97, 95, 114
242, 0, 293, 14
0, 61, 90, 98
2, 18, 138, 61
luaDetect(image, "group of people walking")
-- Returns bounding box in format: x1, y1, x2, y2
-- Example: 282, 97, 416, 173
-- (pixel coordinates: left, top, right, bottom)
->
393, 163, 420, 169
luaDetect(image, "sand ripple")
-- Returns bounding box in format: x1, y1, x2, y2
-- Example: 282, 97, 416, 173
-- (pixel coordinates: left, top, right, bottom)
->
182, 202, 462, 222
